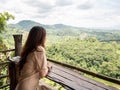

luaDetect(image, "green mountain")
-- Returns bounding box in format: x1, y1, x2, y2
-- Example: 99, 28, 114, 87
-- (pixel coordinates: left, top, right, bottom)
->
8, 20, 80, 31
8, 20, 45, 31
8, 20, 120, 41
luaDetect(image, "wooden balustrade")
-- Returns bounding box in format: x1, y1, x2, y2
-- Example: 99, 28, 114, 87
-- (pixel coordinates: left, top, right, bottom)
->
0, 49, 15, 90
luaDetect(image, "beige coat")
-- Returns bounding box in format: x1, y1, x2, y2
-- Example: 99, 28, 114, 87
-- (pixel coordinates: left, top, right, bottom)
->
15, 46, 53, 90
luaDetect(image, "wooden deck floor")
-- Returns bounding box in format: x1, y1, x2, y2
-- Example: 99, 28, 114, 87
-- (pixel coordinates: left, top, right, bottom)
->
47, 63, 119, 90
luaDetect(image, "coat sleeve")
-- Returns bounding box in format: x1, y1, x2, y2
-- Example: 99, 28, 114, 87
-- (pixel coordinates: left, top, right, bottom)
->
34, 48, 48, 77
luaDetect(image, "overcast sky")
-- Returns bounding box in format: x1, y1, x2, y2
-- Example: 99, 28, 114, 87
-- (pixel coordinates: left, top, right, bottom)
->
0, 0, 120, 28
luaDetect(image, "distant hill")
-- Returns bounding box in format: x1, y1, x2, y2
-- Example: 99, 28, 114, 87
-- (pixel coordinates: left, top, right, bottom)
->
8, 20, 120, 41
8, 20, 80, 31
8, 20, 120, 31
8, 20, 45, 31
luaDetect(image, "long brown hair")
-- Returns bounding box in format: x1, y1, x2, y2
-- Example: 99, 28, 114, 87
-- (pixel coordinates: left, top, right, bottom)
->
19, 26, 46, 72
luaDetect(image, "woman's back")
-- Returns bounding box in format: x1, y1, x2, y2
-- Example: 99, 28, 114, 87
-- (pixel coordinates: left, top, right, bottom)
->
15, 46, 48, 90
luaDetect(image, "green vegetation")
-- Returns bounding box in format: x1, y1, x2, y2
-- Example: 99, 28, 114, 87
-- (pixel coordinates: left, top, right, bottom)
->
46, 37, 120, 88
46, 37, 120, 79
0, 12, 14, 50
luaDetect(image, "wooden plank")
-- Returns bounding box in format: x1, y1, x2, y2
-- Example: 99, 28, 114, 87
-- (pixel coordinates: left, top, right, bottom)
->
48, 59, 120, 85
53, 65, 108, 89
47, 63, 119, 90
49, 65, 105, 90
51, 66, 105, 90
48, 72, 90, 90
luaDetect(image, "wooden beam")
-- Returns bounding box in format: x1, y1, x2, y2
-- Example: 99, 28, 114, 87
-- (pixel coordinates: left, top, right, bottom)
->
0, 49, 15, 53
13, 34, 22, 56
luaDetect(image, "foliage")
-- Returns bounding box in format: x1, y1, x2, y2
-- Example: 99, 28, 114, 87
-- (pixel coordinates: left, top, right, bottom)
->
0, 12, 14, 50
46, 37, 120, 80
0, 12, 14, 33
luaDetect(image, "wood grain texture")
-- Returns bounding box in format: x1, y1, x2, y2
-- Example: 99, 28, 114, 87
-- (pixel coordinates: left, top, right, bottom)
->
47, 63, 119, 90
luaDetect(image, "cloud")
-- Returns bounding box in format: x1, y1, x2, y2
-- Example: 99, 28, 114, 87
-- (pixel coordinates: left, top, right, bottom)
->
55, 0, 73, 6
0, 0, 120, 28
22, 0, 55, 13
78, 4, 92, 10
77, 1, 93, 10
0, 0, 8, 4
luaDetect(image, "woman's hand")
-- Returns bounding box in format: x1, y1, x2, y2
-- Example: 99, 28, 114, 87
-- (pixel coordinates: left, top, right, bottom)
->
47, 62, 52, 74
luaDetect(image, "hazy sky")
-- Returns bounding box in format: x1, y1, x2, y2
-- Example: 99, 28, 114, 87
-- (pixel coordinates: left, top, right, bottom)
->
0, 0, 120, 28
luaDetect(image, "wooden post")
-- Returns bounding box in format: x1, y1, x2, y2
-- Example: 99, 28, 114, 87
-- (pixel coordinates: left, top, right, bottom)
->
13, 34, 22, 56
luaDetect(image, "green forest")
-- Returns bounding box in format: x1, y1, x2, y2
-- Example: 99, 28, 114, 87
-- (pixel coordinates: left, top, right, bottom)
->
0, 12, 120, 89
46, 37, 120, 79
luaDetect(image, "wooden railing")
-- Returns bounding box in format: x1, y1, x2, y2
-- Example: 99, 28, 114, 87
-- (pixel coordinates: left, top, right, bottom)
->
0, 61, 9, 89
0, 49, 15, 90
0, 34, 21, 90
100, 39, 120, 42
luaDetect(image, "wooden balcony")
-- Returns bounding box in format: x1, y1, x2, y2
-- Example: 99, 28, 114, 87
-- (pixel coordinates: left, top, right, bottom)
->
0, 56, 120, 90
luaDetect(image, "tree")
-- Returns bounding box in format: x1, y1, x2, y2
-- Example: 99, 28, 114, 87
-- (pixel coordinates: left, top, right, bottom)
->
0, 12, 14, 50
0, 12, 14, 32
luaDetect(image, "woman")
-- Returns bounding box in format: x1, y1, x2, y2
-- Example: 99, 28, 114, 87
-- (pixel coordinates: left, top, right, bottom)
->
15, 26, 52, 90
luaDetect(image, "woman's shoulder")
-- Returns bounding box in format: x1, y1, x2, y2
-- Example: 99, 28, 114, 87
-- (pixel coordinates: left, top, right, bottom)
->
30, 46, 45, 57
36, 46, 45, 52
33, 46, 46, 61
